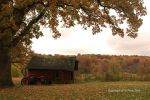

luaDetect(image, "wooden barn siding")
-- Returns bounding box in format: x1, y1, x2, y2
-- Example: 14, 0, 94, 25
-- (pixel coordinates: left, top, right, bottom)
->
28, 69, 74, 84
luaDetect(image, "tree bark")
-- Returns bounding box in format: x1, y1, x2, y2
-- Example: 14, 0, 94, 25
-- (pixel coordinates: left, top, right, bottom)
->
0, 47, 14, 87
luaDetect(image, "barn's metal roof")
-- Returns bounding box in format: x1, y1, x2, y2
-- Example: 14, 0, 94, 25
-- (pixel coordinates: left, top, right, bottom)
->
27, 56, 77, 71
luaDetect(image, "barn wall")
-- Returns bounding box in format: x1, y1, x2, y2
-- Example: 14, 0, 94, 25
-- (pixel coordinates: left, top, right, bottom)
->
28, 69, 74, 84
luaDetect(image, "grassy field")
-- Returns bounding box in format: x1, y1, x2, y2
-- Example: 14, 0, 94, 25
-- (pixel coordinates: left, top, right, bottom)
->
0, 78, 150, 100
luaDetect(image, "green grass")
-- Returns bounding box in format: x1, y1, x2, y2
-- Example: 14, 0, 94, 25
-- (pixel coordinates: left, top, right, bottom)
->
0, 78, 150, 100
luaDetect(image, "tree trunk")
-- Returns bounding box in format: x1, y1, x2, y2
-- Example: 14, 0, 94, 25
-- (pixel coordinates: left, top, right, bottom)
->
0, 47, 14, 87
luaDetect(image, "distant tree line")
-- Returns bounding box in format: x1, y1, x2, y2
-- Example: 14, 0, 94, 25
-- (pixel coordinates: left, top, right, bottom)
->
76, 54, 150, 82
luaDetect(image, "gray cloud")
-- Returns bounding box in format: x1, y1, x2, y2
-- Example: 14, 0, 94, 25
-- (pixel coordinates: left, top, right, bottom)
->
107, 32, 150, 56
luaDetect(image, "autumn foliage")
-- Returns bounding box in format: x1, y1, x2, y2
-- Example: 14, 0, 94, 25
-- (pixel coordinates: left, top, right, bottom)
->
0, 0, 147, 86
76, 54, 150, 82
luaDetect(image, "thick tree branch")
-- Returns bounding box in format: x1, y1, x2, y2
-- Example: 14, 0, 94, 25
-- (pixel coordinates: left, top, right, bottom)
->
12, 1, 49, 33
11, 8, 47, 47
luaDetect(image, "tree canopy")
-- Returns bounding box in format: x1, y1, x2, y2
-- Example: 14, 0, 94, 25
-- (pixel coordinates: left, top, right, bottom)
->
0, 0, 147, 48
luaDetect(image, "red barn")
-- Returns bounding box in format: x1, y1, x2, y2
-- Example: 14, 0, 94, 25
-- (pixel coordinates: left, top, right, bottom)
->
21, 56, 78, 85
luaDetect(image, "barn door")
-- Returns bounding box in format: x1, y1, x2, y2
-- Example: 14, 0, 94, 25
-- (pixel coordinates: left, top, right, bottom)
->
54, 71, 60, 83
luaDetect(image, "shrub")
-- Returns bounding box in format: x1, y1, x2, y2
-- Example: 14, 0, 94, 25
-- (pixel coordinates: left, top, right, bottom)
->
11, 66, 22, 77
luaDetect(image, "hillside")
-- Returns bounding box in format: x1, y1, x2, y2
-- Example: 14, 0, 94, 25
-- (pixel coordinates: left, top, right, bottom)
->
76, 54, 150, 81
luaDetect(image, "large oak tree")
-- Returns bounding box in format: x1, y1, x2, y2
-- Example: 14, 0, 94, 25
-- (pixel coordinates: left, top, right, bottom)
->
0, 0, 147, 87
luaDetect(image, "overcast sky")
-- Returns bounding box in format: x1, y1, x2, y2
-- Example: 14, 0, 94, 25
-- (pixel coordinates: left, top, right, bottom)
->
32, 0, 150, 56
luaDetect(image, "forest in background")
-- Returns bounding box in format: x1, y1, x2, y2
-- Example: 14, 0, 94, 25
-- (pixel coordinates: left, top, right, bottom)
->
12, 54, 150, 82
76, 54, 150, 82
